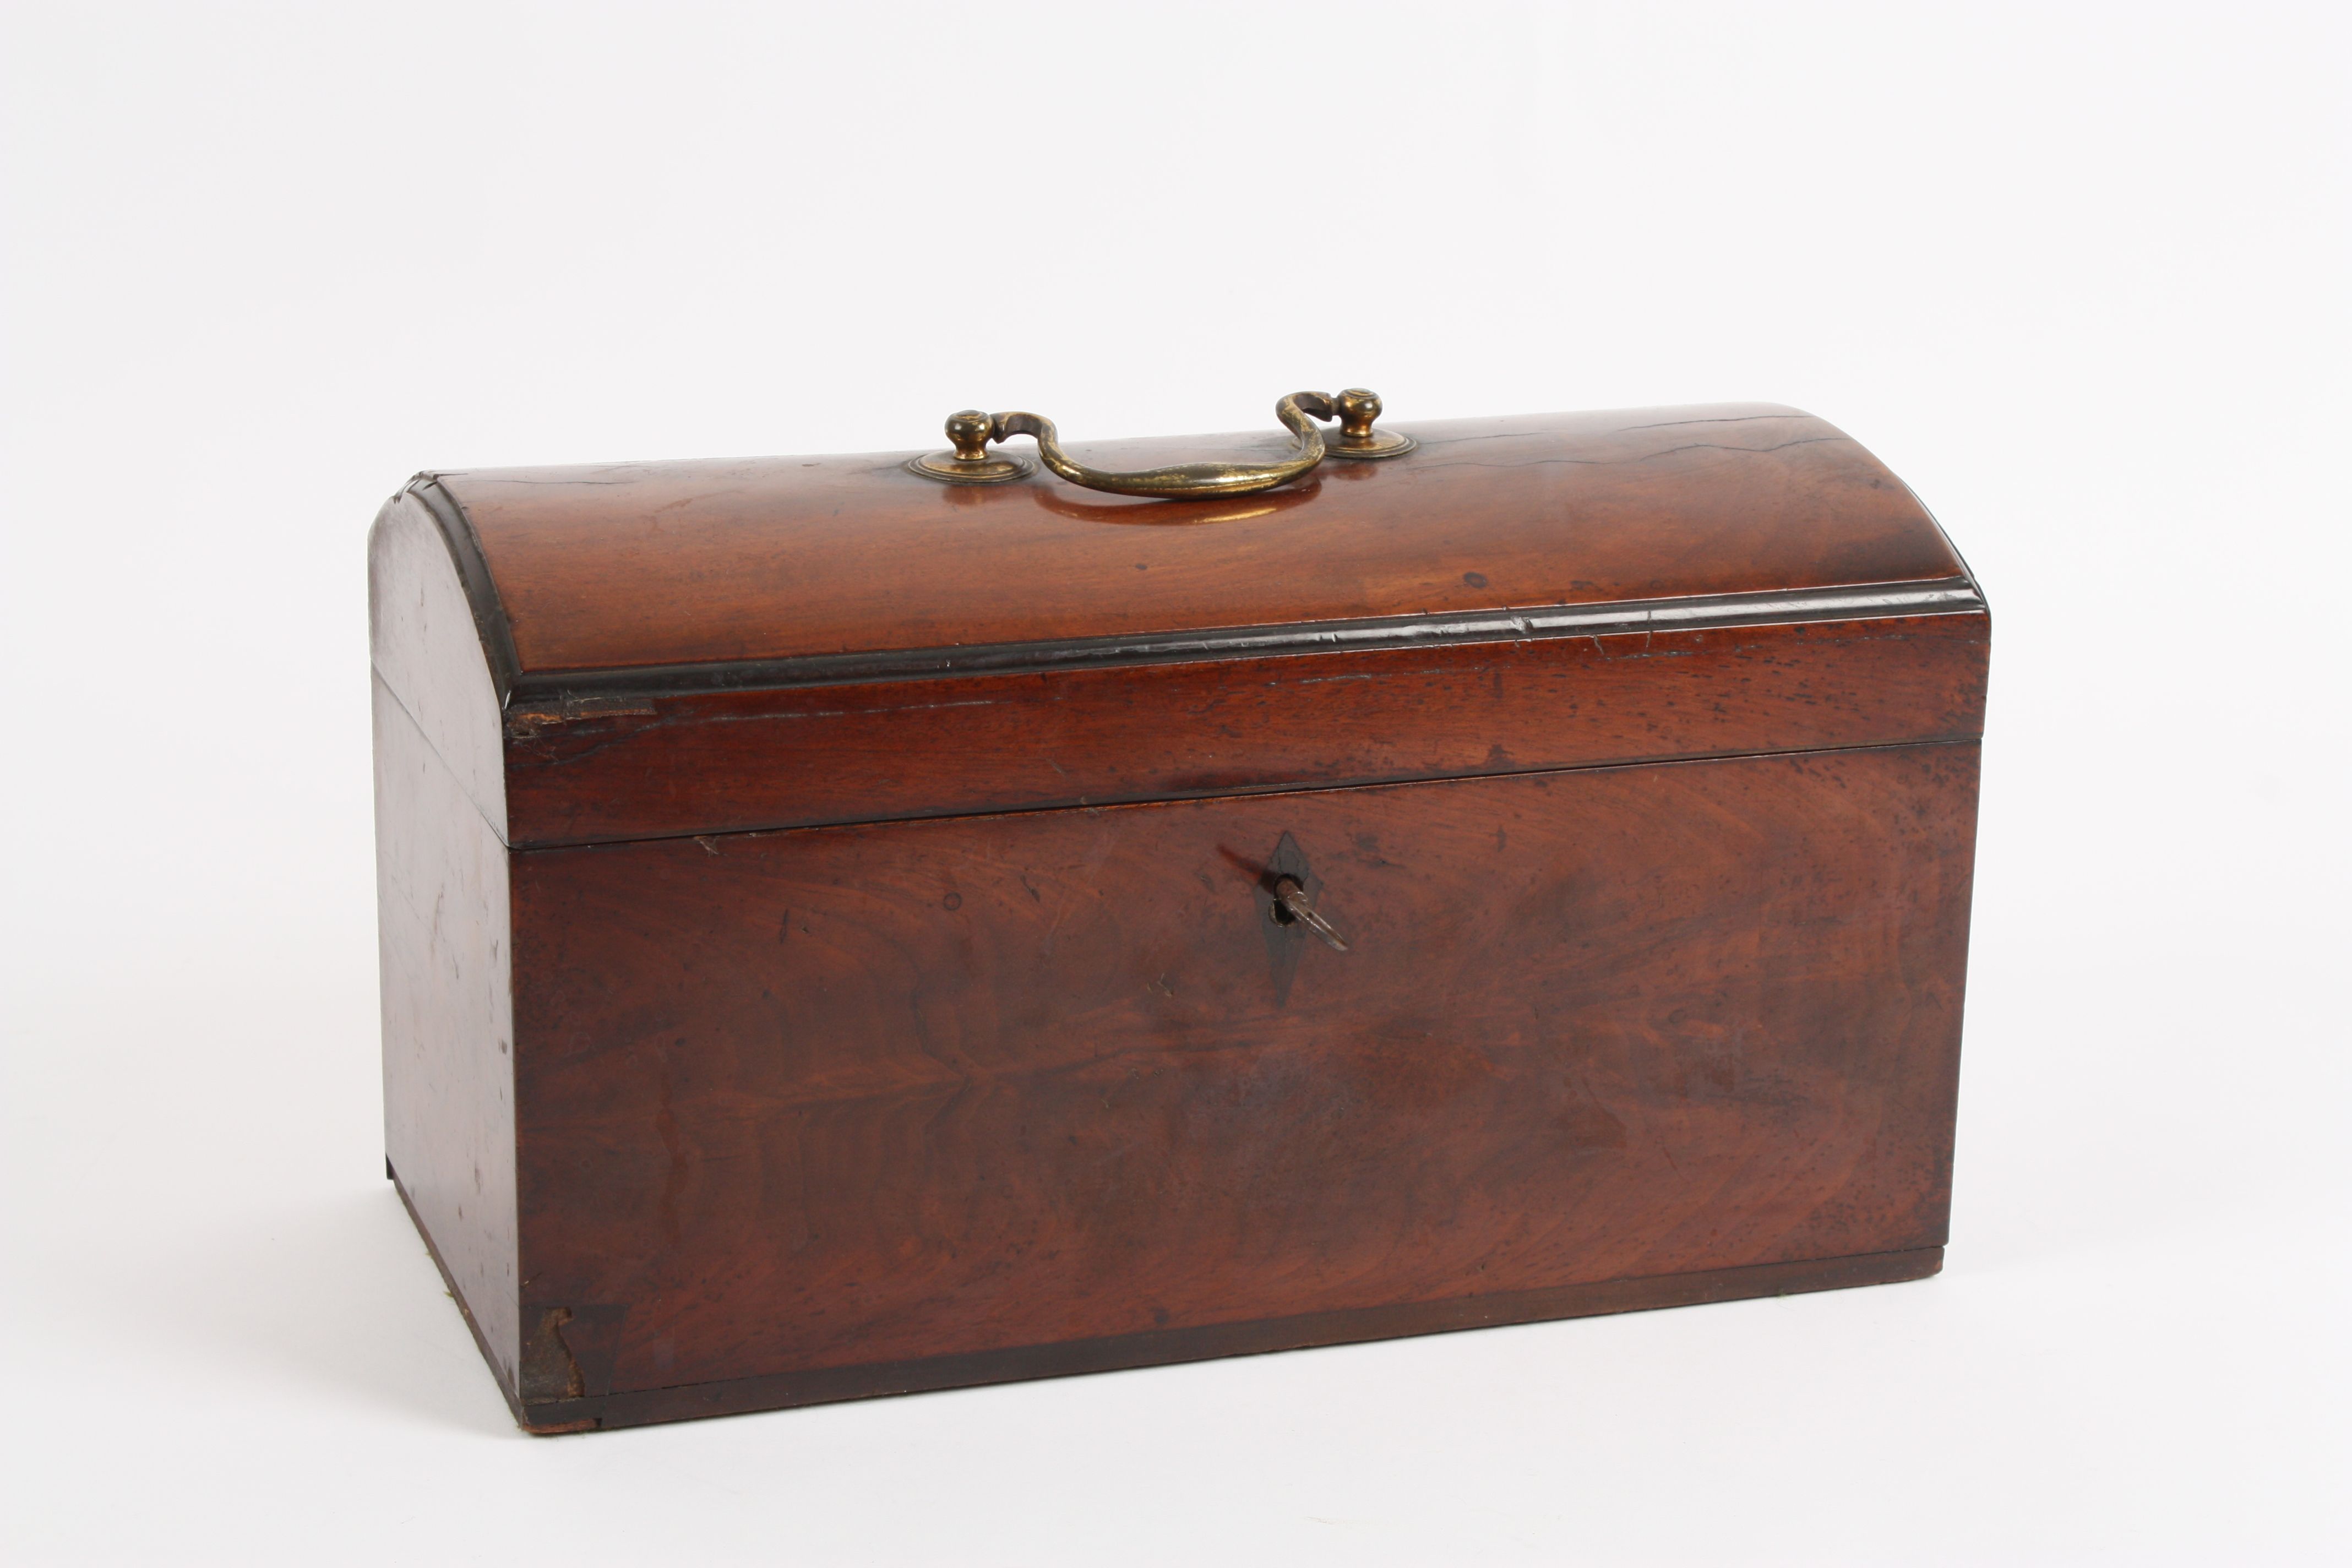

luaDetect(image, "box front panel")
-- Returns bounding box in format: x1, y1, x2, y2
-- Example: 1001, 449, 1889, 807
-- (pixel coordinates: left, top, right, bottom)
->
510, 743, 1976, 1399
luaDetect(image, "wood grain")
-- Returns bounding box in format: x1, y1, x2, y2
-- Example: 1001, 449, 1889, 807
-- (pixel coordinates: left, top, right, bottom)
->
508, 742, 1978, 1406
439, 405, 1967, 676
373, 399, 1991, 1431
521, 1246, 1945, 1431
368, 490, 507, 838
373, 676, 519, 1391
501, 608, 1989, 847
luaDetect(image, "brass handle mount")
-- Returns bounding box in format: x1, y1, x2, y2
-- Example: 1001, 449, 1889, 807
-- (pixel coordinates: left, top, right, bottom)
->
908, 388, 1415, 498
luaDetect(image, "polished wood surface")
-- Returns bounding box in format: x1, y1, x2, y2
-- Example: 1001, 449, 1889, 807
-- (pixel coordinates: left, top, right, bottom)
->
373, 675, 519, 1392
507, 743, 1977, 1414
527, 1246, 1944, 1431
369, 491, 506, 837
502, 608, 1989, 847
373, 400, 1990, 1431
440, 406, 1967, 675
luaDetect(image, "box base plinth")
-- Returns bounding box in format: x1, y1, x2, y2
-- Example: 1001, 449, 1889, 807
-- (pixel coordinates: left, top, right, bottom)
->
480, 1242, 1942, 1434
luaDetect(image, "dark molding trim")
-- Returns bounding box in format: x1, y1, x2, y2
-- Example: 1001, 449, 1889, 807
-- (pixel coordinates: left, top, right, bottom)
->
499, 578, 1986, 705
409, 474, 522, 707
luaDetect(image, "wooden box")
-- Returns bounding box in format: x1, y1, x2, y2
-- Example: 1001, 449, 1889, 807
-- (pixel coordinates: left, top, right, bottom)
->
369, 397, 1989, 1433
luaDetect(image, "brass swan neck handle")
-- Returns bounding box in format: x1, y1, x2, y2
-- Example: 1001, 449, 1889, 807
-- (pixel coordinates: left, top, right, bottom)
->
1004, 392, 1331, 500
909, 388, 1415, 498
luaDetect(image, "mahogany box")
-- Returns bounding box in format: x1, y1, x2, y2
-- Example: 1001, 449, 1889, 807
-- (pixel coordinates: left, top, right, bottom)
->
369, 395, 1989, 1433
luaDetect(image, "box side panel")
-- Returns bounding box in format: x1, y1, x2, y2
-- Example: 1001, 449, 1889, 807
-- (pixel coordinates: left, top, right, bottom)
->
510, 742, 1977, 1415
374, 676, 519, 1393
369, 490, 507, 841
503, 607, 1990, 847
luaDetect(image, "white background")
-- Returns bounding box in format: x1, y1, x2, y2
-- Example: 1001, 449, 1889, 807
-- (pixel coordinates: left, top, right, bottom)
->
4, 2, 2346, 1562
